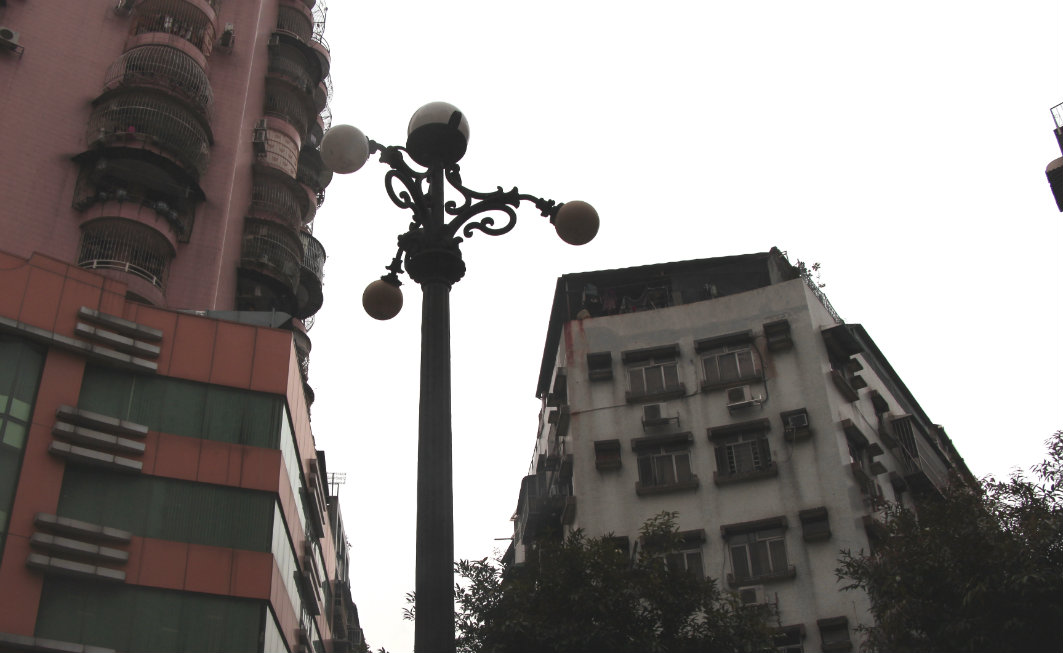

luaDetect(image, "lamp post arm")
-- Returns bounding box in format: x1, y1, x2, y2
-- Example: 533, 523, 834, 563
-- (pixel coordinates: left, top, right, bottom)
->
440, 165, 560, 241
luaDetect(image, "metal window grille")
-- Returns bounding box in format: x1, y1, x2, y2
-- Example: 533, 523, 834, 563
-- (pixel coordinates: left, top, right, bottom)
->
131, 0, 216, 55
86, 93, 212, 175
716, 432, 771, 476
276, 5, 313, 42
77, 220, 171, 289
102, 45, 213, 119
264, 81, 314, 136
299, 231, 326, 280
251, 177, 310, 227
241, 220, 302, 290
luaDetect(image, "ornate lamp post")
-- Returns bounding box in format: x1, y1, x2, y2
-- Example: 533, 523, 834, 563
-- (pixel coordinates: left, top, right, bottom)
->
320, 102, 598, 653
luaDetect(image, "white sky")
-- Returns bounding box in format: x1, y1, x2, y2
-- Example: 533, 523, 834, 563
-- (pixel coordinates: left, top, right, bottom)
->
307, 2, 1062, 650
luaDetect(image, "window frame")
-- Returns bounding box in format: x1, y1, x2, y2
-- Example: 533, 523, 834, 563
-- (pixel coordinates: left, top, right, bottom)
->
721, 516, 795, 587
708, 419, 777, 485
695, 331, 761, 391
631, 432, 698, 495
621, 344, 685, 403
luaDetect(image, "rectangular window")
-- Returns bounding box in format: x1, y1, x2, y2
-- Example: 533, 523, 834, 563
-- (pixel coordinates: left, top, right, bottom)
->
728, 528, 789, 583
702, 345, 759, 387
632, 433, 697, 495
0, 336, 45, 560
78, 365, 284, 449
622, 344, 684, 402
637, 444, 692, 488
716, 432, 772, 476
629, 362, 680, 397
666, 549, 704, 578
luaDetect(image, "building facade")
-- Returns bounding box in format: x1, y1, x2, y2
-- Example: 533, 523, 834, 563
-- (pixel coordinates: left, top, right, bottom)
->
512, 248, 971, 653
0, 2, 361, 652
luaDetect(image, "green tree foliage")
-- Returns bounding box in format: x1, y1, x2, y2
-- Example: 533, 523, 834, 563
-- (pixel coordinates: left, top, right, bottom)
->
454, 512, 774, 653
837, 431, 1063, 653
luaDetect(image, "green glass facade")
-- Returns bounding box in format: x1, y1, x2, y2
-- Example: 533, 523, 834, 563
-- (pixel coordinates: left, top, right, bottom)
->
0, 336, 45, 559
57, 468, 275, 552
78, 365, 285, 448
36, 578, 263, 653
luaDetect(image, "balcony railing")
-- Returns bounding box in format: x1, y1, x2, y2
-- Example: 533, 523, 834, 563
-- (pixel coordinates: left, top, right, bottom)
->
87, 92, 212, 176
251, 175, 312, 227
131, 0, 216, 56
265, 80, 315, 137
268, 38, 322, 91
102, 45, 214, 119
255, 128, 300, 178
296, 147, 332, 194
277, 4, 314, 42
78, 219, 172, 290
241, 220, 302, 291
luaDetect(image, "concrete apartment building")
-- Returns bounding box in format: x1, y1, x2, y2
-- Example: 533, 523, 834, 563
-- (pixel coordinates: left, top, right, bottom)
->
0, 1, 362, 651
511, 248, 972, 653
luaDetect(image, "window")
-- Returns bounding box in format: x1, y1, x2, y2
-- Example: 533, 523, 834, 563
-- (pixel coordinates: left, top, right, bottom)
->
763, 319, 793, 352
817, 616, 852, 652
664, 530, 706, 578
0, 336, 45, 560
780, 408, 811, 441
696, 331, 760, 390
798, 507, 831, 541
593, 439, 622, 470
586, 351, 613, 381
722, 517, 794, 586
622, 345, 684, 402
701, 345, 759, 388
632, 433, 697, 495
709, 419, 775, 484
774, 625, 806, 653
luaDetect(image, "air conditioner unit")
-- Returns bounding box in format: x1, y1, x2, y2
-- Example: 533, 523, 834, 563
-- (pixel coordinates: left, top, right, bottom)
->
785, 412, 809, 430
738, 585, 766, 606
0, 27, 19, 48
726, 385, 755, 409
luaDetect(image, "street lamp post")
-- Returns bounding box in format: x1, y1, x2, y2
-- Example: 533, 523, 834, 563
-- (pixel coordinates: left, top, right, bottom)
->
320, 102, 598, 653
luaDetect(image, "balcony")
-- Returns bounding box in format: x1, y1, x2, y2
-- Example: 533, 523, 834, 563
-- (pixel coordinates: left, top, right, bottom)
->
294, 230, 326, 319
72, 148, 205, 242
241, 221, 304, 295
254, 123, 300, 178
87, 90, 213, 177
102, 45, 213, 120
296, 146, 333, 195
277, 2, 314, 42
268, 33, 325, 92
130, 0, 217, 57
265, 78, 316, 137
250, 172, 314, 229
78, 218, 174, 292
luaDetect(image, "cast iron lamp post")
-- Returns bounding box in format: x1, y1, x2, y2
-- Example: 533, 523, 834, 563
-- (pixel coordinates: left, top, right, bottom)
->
320, 102, 598, 653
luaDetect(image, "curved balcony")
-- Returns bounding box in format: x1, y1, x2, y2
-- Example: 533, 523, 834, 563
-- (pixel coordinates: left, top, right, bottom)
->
294, 230, 325, 319
277, 2, 314, 42
72, 148, 205, 242
269, 33, 324, 90
296, 146, 333, 196
265, 77, 316, 138
87, 89, 213, 177
241, 220, 304, 297
78, 218, 174, 292
131, 0, 217, 56
250, 169, 314, 229
102, 45, 214, 120
254, 123, 300, 178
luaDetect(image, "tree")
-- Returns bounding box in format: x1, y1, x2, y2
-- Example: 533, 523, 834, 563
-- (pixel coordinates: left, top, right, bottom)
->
836, 431, 1063, 653
453, 512, 774, 653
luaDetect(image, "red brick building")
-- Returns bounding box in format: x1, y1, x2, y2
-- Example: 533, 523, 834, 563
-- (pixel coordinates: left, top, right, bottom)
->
0, 2, 359, 651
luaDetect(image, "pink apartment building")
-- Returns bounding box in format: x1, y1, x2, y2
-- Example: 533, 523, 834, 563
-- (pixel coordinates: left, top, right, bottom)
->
0, 2, 360, 651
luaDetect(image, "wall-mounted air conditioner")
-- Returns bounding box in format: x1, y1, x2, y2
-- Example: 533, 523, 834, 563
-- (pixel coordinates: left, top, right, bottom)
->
785, 412, 809, 430
726, 385, 757, 410
738, 585, 766, 606
0, 27, 19, 49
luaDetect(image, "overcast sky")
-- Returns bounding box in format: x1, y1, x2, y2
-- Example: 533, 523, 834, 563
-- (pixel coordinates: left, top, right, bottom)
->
306, 2, 1062, 650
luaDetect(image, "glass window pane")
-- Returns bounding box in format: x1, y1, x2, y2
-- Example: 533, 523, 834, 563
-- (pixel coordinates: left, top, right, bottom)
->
719, 354, 739, 383
703, 357, 719, 384
654, 454, 675, 485
2, 421, 26, 448
731, 544, 751, 580
769, 538, 788, 572
628, 369, 645, 396
737, 350, 755, 378
674, 453, 691, 482
78, 366, 134, 418
750, 540, 770, 577
645, 366, 664, 394
637, 456, 654, 485
662, 364, 679, 389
